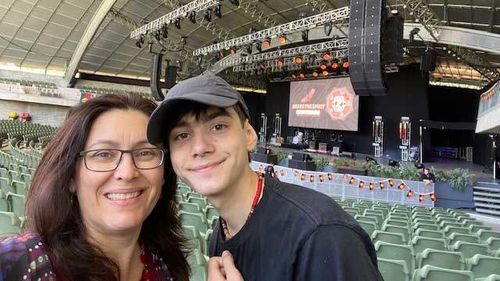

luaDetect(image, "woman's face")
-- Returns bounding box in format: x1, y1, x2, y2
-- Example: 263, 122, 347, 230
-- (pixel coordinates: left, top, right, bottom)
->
74, 109, 164, 238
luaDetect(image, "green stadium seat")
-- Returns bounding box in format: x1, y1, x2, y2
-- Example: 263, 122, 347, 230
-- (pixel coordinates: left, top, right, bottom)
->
11, 180, 26, 195
190, 265, 207, 281
187, 248, 207, 267
416, 248, 465, 270
486, 237, 500, 252
466, 254, 500, 278
411, 236, 447, 255
448, 232, 480, 245
414, 228, 445, 239
378, 258, 410, 281
375, 241, 415, 272
411, 264, 473, 281
179, 211, 208, 236
383, 224, 410, 242
385, 218, 409, 228
358, 220, 378, 236
413, 222, 441, 232
475, 274, 500, 281
477, 230, 500, 242
179, 202, 201, 213
444, 225, 471, 235
182, 225, 204, 252
450, 241, 489, 259
372, 230, 406, 245
470, 224, 492, 233
7, 192, 25, 219
188, 197, 208, 211
0, 211, 21, 235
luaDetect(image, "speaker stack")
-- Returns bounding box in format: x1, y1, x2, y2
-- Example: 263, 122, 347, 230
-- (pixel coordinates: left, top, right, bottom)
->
150, 53, 165, 101
348, 0, 388, 96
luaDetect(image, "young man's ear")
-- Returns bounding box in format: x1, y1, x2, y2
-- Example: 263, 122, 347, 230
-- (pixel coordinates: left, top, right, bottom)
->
244, 119, 258, 151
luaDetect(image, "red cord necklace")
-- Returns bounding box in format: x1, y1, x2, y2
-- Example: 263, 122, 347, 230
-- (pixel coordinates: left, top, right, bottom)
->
220, 173, 264, 240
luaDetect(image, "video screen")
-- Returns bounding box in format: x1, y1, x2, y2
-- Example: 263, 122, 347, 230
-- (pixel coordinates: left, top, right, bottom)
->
288, 78, 359, 131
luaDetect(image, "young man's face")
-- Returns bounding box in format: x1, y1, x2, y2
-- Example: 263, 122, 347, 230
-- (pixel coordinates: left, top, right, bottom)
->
168, 106, 257, 198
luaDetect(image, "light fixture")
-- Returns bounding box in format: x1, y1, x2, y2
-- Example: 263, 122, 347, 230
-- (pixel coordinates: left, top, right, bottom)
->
188, 11, 196, 24
342, 59, 349, 69
135, 34, 145, 48
245, 44, 252, 54
294, 56, 303, 65
322, 52, 331, 61
154, 30, 161, 41
174, 17, 181, 29
322, 70, 329, 76
229, 47, 236, 55
214, 4, 222, 18
161, 24, 168, 38
320, 62, 328, 70
204, 8, 212, 22
324, 21, 333, 36
255, 41, 262, 52
276, 58, 284, 67
299, 72, 305, 79
262, 37, 271, 48
301, 30, 309, 42
229, 0, 240, 6
278, 34, 287, 45
312, 71, 318, 77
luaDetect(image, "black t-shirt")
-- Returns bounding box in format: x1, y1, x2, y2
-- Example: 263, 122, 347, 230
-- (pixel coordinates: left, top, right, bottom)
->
209, 176, 384, 281
420, 172, 435, 182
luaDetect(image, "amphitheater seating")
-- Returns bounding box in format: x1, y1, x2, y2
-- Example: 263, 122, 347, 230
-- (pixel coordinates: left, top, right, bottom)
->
412, 265, 474, 281
466, 254, 500, 278
416, 248, 465, 270
378, 257, 410, 281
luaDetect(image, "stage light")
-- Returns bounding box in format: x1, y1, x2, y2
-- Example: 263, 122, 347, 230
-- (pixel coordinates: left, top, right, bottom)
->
331, 61, 339, 69
256, 41, 262, 52
328, 173, 333, 181
379, 182, 385, 189
229, 0, 240, 6
389, 179, 395, 187
245, 44, 252, 54
161, 24, 168, 38
310, 175, 314, 183
204, 8, 212, 22
229, 47, 236, 55
135, 34, 145, 48
324, 21, 333, 36
320, 62, 328, 70
419, 194, 425, 202
322, 52, 331, 61
216, 50, 225, 59
301, 174, 306, 181
276, 58, 284, 67
308, 54, 317, 65
342, 60, 349, 69
174, 17, 181, 29
214, 3, 222, 18
312, 71, 318, 77
294, 56, 303, 65
322, 70, 329, 76
319, 175, 324, 182
407, 190, 414, 198
430, 193, 436, 201
262, 37, 271, 48
278, 34, 287, 45
299, 72, 305, 79
291, 73, 297, 79
349, 177, 356, 184
188, 11, 196, 23
302, 30, 309, 42
154, 30, 161, 41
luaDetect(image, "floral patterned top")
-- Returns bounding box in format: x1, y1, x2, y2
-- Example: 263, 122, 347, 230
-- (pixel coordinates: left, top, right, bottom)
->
0, 233, 173, 281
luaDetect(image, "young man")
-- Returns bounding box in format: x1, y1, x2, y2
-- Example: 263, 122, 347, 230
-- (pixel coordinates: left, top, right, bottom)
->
147, 75, 384, 281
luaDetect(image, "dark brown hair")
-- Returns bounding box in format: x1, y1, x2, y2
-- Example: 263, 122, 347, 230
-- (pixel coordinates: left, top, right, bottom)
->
25, 94, 190, 281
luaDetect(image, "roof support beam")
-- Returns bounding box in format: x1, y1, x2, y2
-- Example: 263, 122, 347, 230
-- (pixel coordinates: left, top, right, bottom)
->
490, 0, 497, 33
63, 0, 117, 86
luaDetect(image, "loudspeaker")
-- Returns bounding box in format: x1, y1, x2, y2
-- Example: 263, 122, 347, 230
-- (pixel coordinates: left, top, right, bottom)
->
166, 65, 177, 89
292, 152, 311, 161
348, 0, 387, 96
150, 53, 165, 101
288, 159, 316, 171
420, 50, 436, 73
382, 13, 404, 64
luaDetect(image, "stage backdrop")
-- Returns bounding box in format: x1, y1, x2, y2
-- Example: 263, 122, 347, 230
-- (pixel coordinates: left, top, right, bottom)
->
288, 78, 359, 131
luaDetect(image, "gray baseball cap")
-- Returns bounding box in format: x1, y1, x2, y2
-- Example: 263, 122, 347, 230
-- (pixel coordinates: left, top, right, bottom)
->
147, 75, 250, 145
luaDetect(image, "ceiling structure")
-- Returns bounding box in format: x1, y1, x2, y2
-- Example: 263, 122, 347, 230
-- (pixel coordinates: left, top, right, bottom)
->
0, 0, 499, 90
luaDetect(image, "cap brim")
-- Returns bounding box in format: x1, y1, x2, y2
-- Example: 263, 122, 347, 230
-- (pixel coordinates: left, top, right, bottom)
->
147, 93, 239, 145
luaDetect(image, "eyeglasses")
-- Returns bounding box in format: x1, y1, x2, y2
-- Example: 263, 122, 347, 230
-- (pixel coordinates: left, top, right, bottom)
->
79, 148, 165, 172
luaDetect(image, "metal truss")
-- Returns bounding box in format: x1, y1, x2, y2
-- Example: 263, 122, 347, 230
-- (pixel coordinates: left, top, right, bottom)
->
130, 0, 220, 39
398, 0, 441, 41
239, 0, 278, 28
217, 39, 348, 68
193, 6, 350, 56
109, 8, 139, 29
232, 49, 348, 73
445, 46, 500, 82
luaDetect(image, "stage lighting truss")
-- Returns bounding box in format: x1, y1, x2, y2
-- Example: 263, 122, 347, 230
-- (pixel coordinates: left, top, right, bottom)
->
232, 49, 348, 73
215, 39, 348, 69
193, 6, 350, 56
130, 0, 220, 39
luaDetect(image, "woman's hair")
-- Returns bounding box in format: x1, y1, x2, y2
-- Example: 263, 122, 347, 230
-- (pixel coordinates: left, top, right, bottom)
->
25, 94, 190, 281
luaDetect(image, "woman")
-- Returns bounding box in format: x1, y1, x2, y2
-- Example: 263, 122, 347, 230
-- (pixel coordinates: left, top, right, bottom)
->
0, 94, 190, 281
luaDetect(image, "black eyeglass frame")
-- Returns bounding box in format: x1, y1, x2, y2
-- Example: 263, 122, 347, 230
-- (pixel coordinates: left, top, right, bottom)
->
78, 148, 166, 172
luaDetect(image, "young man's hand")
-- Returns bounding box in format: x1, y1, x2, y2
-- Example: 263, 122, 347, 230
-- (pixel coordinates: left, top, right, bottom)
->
208, 251, 244, 281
